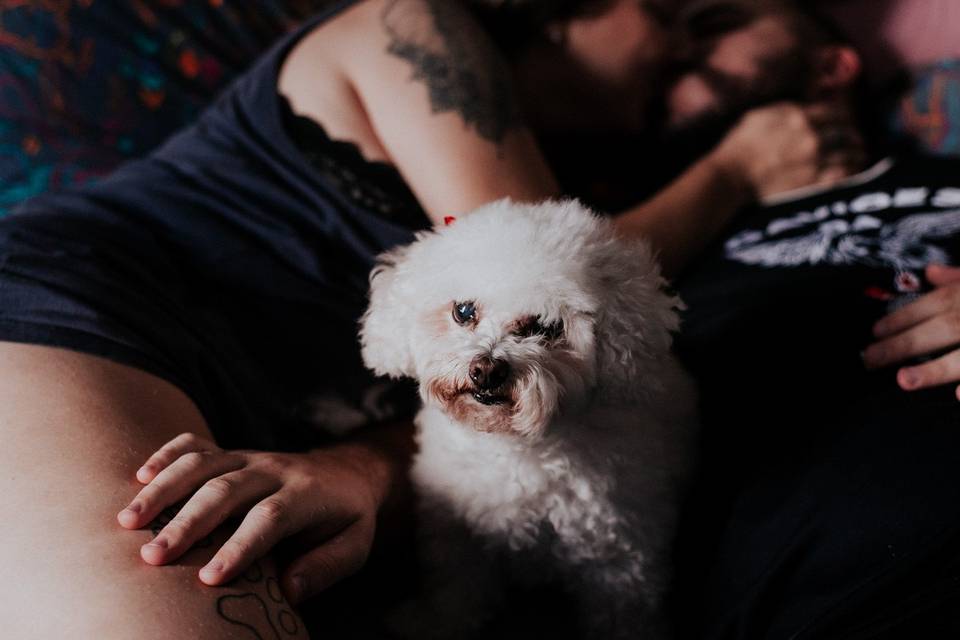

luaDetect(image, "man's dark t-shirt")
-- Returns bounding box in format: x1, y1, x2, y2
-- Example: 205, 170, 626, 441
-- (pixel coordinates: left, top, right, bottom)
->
680, 155, 960, 411
674, 154, 960, 638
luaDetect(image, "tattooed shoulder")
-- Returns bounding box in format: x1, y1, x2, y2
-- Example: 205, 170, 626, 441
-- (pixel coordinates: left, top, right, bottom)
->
381, 0, 522, 143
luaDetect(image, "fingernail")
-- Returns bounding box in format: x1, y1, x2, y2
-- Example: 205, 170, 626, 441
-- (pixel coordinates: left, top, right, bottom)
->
144, 537, 168, 550
290, 575, 306, 602
899, 369, 918, 389
136, 466, 153, 481
201, 559, 223, 575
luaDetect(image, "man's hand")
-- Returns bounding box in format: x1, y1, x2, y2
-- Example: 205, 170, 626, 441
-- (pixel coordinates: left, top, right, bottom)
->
116, 433, 385, 604
709, 101, 866, 201
864, 264, 960, 398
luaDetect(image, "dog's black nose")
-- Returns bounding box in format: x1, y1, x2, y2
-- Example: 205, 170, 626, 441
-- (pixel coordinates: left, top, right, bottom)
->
470, 356, 510, 391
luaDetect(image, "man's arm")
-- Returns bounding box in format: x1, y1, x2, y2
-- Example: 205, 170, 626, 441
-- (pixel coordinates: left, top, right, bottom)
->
614, 151, 751, 277
615, 103, 865, 277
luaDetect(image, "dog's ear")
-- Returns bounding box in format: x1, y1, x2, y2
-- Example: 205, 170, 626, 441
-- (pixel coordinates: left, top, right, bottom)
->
359, 245, 417, 379
592, 233, 683, 393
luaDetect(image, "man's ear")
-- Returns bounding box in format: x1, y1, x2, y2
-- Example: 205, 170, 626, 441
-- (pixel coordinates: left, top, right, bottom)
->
812, 45, 862, 95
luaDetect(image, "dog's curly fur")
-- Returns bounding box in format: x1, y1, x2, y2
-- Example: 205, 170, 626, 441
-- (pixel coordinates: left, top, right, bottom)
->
360, 199, 697, 639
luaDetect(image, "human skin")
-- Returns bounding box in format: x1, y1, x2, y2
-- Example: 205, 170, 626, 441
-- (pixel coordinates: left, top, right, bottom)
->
864, 264, 960, 396
119, 426, 414, 603
0, 343, 310, 638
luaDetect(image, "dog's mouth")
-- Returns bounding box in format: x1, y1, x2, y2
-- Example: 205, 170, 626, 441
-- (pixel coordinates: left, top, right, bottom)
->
428, 378, 516, 414
425, 378, 521, 434
471, 389, 509, 406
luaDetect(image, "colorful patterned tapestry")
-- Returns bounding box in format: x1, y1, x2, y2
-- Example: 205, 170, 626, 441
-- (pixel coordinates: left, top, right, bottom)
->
0, 0, 333, 214
895, 59, 960, 158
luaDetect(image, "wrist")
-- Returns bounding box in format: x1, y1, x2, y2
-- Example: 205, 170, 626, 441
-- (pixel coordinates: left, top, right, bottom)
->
704, 143, 755, 205
312, 421, 416, 511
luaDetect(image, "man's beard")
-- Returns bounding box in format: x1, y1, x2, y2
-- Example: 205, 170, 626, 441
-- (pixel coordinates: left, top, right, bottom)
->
659, 45, 817, 170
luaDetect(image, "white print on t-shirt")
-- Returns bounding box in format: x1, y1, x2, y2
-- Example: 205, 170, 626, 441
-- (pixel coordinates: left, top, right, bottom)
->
725, 186, 960, 292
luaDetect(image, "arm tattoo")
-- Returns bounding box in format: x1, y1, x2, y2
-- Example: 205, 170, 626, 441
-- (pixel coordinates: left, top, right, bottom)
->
382, 0, 522, 143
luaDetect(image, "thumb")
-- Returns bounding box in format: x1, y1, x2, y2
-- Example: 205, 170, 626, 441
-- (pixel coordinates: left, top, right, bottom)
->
280, 521, 374, 604
926, 264, 960, 287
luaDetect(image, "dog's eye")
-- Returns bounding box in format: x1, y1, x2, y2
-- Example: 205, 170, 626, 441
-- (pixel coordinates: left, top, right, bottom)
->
452, 301, 477, 325
514, 316, 564, 341
540, 319, 564, 340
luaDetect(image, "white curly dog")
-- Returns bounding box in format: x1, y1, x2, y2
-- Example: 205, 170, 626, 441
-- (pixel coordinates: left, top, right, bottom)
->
360, 199, 697, 639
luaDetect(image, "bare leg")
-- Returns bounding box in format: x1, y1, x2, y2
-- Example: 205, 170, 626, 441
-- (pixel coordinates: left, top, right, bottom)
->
0, 343, 308, 639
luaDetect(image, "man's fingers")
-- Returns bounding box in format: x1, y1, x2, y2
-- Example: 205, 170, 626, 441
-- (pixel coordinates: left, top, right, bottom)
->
873, 287, 958, 339
280, 520, 375, 604
926, 264, 960, 287
118, 450, 245, 529
863, 313, 960, 369
136, 432, 218, 483
814, 127, 863, 156
897, 349, 960, 391
140, 470, 279, 566
199, 493, 305, 586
